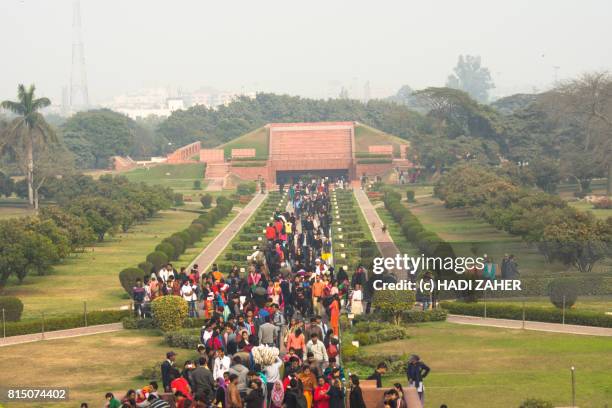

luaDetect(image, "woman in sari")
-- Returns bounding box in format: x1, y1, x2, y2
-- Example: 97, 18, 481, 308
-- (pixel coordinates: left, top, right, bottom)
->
297, 365, 317, 408
328, 295, 340, 337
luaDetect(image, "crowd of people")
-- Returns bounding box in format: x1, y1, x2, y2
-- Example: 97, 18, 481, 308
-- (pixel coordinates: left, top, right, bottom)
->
103, 178, 433, 408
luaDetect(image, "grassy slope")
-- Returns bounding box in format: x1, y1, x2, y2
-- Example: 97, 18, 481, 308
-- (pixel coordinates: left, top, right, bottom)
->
354, 123, 409, 154
123, 163, 205, 193
3, 210, 198, 318
215, 123, 409, 161
360, 322, 612, 408
0, 330, 198, 408
218, 127, 269, 159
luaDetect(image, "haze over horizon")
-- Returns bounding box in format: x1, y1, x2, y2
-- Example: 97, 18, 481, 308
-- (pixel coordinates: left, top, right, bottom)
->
1, 0, 611, 105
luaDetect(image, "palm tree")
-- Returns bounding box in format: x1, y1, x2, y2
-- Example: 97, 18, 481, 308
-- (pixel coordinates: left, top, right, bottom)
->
1, 84, 57, 209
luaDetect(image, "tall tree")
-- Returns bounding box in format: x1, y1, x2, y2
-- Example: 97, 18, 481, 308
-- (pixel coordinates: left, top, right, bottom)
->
544, 72, 612, 195
446, 55, 495, 103
61, 109, 135, 169
1, 84, 57, 208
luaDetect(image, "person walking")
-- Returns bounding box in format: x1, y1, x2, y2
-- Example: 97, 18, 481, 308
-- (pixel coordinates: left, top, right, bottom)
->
406, 355, 430, 405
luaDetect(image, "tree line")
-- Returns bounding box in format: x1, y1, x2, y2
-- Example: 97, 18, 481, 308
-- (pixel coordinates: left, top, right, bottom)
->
2, 71, 610, 204
435, 163, 612, 273
0, 174, 174, 289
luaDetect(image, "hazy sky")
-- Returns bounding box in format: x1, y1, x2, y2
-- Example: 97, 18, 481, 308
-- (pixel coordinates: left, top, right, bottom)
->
1, 0, 611, 104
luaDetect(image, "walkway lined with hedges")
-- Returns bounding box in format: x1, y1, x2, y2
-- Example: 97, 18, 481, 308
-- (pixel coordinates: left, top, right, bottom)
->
447, 314, 612, 336
188, 192, 267, 272
0, 323, 123, 347
354, 188, 408, 279
1, 195, 268, 346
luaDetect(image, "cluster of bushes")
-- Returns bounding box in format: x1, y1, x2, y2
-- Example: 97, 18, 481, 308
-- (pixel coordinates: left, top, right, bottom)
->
3, 310, 130, 337
435, 164, 611, 273
347, 351, 408, 375
440, 301, 612, 328
350, 321, 409, 346
0, 174, 173, 289
355, 308, 448, 324
119, 196, 234, 295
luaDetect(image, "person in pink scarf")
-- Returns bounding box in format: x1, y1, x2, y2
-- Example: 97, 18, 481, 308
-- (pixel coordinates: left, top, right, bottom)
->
270, 380, 285, 408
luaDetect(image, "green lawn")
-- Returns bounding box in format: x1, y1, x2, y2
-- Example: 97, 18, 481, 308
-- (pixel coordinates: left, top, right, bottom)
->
358, 322, 612, 408
122, 163, 206, 194
0, 329, 198, 408
2, 210, 199, 318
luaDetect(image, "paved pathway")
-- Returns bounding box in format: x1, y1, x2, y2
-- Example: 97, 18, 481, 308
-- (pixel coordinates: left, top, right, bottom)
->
353, 188, 408, 279
188, 192, 267, 271
0, 323, 123, 347
447, 314, 612, 336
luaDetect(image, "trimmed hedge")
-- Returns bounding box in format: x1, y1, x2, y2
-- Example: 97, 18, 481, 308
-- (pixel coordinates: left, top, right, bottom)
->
138, 261, 154, 275
122, 316, 157, 330
355, 309, 447, 324
440, 301, 612, 328
164, 330, 200, 349
200, 194, 213, 209
146, 251, 168, 271
350, 322, 409, 346
548, 278, 578, 308
4, 310, 130, 337
119, 267, 145, 296
163, 236, 185, 257
155, 242, 176, 261
0, 296, 24, 322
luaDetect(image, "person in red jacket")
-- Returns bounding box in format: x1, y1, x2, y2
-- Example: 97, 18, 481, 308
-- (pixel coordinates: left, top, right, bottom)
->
265, 223, 276, 241
314, 376, 330, 408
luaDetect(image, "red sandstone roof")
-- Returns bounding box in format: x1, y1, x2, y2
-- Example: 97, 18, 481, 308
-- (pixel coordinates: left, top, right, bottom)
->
267, 121, 354, 128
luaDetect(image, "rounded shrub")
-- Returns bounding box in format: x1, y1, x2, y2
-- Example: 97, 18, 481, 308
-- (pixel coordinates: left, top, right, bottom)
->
406, 190, 416, 202
119, 268, 145, 296
200, 194, 213, 209
190, 224, 204, 240
146, 251, 169, 272
0, 296, 24, 322
164, 236, 185, 256
548, 278, 578, 309
155, 242, 176, 261
174, 193, 184, 206
191, 218, 210, 232
519, 398, 554, 408
151, 295, 188, 332
179, 230, 194, 246
138, 261, 154, 275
